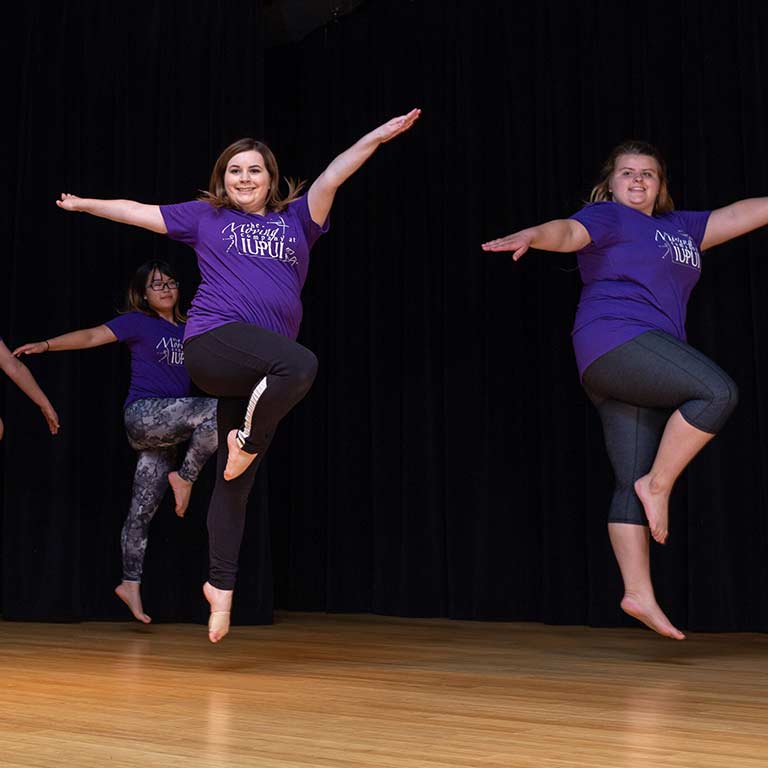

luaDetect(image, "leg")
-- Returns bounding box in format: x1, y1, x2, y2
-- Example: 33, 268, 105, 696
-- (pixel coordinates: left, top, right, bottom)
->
590, 395, 683, 638
204, 397, 272, 642
185, 324, 318, 482
584, 330, 738, 544
166, 397, 218, 517
184, 325, 317, 642
634, 411, 714, 543
116, 447, 176, 623
609, 523, 685, 640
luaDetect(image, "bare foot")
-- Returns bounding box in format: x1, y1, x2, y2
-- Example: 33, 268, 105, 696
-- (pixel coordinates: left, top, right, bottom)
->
168, 470, 193, 517
203, 581, 233, 643
634, 475, 670, 544
115, 581, 152, 624
223, 429, 258, 481
621, 593, 685, 640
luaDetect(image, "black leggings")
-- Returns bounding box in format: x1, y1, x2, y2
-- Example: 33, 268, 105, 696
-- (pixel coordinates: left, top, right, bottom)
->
184, 323, 318, 589
583, 330, 738, 525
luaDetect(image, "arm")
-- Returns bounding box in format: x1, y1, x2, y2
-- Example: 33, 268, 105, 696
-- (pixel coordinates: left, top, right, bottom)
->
56, 193, 167, 234
307, 108, 421, 226
13, 324, 118, 356
0, 341, 59, 435
482, 219, 591, 261
700, 198, 768, 251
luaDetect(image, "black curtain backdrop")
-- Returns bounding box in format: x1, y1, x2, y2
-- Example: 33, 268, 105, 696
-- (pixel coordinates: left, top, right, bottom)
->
2, 0, 768, 632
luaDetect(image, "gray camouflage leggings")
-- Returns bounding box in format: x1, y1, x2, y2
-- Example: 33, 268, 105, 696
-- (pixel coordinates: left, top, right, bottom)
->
122, 396, 217, 582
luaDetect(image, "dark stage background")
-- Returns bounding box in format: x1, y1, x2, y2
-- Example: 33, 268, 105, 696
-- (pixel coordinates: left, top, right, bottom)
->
2, 0, 767, 632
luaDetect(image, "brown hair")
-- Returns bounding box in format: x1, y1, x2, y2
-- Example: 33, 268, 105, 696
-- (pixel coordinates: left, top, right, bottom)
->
123, 260, 186, 323
198, 138, 305, 213
589, 140, 674, 214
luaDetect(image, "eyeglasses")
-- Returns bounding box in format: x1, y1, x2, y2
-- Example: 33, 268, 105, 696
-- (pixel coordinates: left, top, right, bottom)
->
147, 280, 180, 291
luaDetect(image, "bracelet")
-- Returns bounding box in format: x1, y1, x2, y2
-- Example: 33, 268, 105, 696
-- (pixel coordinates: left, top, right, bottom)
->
44, 340, 50, 352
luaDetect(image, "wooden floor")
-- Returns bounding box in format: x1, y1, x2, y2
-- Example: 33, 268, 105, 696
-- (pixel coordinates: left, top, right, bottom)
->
1, 614, 767, 767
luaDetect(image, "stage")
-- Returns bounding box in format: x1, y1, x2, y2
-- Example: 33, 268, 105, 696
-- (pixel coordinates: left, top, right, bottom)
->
1, 613, 766, 767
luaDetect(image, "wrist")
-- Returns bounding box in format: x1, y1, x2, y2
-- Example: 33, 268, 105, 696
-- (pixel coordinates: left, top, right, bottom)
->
44, 340, 50, 352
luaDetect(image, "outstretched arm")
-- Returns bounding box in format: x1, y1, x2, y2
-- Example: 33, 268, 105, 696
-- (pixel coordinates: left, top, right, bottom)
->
307, 108, 421, 226
56, 193, 167, 234
482, 219, 591, 261
701, 198, 768, 251
13, 325, 117, 357
0, 340, 60, 435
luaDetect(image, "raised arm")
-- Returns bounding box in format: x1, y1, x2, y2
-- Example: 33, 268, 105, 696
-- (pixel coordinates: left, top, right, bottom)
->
482, 219, 591, 261
13, 324, 117, 357
56, 193, 167, 234
700, 197, 768, 251
307, 108, 421, 226
0, 340, 59, 435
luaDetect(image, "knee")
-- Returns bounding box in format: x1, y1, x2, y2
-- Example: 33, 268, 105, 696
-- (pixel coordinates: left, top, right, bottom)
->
712, 373, 739, 425
685, 373, 739, 433
287, 349, 318, 398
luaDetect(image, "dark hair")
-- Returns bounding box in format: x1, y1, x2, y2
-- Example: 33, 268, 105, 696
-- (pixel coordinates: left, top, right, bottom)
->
123, 260, 185, 323
589, 140, 674, 214
198, 137, 305, 213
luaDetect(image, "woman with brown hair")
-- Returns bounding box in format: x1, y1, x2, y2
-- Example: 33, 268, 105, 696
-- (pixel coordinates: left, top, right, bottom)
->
50, 108, 421, 642
483, 140, 768, 640
15, 260, 217, 624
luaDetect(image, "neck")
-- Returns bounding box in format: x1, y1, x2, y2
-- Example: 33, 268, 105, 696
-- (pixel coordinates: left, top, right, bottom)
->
156, 309, 175, 323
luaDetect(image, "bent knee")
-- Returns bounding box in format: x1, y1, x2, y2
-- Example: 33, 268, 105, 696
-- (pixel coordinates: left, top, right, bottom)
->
289, 350, 318, 396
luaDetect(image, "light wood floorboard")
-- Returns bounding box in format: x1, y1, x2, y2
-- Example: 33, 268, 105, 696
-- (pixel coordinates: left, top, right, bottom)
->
1, 614, 767, 767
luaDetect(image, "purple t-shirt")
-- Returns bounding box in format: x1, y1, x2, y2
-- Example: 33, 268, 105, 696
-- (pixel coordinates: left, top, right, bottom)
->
105, 312, 190, 408
160, 195, 329, 342
569, 201, 711, 378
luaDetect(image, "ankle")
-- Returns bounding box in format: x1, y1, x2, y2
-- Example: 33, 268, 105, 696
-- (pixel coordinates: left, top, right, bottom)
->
623, 588, 656, 604
643, 474, 670, 496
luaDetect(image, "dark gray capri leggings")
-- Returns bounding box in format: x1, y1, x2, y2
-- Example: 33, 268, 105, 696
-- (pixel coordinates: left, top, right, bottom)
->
582, 330, 738, 526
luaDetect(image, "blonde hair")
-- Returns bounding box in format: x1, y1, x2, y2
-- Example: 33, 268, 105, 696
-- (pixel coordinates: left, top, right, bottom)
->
198, 138, 305, 213
589, 140, 674, 214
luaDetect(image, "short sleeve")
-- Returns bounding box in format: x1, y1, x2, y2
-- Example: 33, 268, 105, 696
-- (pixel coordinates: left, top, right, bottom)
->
289, 195, 330, 250
569, 202, 622, 250
160, 201, 210, 246
669, 210, 711, 250
104, 314, 139, 343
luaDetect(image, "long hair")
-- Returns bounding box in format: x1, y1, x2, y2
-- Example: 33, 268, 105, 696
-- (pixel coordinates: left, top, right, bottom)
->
122, 260, 185, 324
198, 138, 305, 213
589, 140, 674, 214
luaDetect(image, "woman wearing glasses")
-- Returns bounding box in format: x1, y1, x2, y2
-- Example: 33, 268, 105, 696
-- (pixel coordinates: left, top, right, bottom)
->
14, 260, 217, 624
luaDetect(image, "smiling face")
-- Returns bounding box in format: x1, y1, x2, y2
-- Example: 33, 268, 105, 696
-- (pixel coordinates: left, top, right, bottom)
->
223, 150, 272, 214
608, 154, 661, 216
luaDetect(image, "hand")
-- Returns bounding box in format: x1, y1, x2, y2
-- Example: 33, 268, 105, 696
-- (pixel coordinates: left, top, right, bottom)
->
55, 193, 84, 211
481, 230, 534, 261
13, 341, 48, 357
41, 403, 60, 435
0, 415, 4, 441
373, 108, 421, 144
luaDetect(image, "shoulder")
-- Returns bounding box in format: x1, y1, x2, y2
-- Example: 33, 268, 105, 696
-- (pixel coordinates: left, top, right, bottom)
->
570, 202, 624, 246
160, 200, 220, 222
